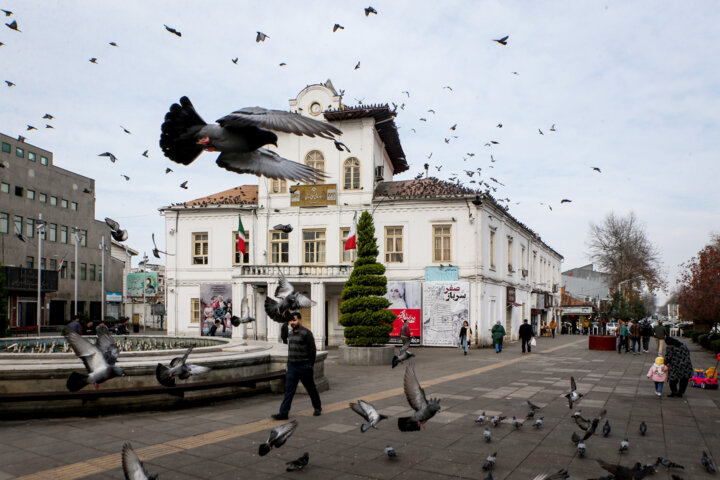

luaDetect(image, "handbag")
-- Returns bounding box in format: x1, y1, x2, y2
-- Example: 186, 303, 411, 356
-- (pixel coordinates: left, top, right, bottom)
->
530, 337, 537, 347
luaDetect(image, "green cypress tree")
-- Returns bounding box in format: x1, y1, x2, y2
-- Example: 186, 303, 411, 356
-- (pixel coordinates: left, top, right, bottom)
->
339, 211, 395, 346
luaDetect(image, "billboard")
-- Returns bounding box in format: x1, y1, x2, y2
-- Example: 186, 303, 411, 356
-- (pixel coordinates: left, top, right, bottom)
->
127, 272, 158, 297
385, 281, 422, 345
200, 283, 233, 337
422, 282, 469, 347
425, 266, 459, 282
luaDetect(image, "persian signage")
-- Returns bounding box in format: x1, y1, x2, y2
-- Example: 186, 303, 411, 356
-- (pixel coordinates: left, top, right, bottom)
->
290, 184, 337, 207
421, 282, 469, 347
385, 281, 422, 345
425, 266, 459, 281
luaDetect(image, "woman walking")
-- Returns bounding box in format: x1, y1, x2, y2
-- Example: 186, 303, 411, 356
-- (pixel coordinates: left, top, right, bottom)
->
491, 321, 506, 354
664, 337, 694, 398
459, 321, 472, 356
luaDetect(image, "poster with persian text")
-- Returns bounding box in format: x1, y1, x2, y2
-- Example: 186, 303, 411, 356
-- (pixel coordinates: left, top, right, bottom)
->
421, 282, 469, 347
200, 283, 233, 337
385, 281, 422, 345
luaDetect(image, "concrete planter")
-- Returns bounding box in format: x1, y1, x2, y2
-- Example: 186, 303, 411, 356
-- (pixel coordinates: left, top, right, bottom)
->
338, 345, 395, 366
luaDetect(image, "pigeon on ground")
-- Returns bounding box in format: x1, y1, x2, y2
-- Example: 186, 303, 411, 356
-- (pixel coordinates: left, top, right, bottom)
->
526, 410, 535, 419
64, 326, 125, 391
483, 427, 492, 442
122, 443, 157, 480
475, 411, 486, 424
256, 31, 269, 42
493, 36, 508, 45
230, 298, 255, 326
392, 335, 414, 368
105, 217, 128, 242
397, 361, 441, 431
273, 224, 293, 233
155, 347, 210, 387
598, 459, 655, 480
490, 415, 506, 427
571, 409, 584, 420
163, 24, 181, 37
160, 96, 340, 183
285, 452, 309, 472
702, 451, 716, 473
259, 419, 298, 456
602, 419, 611, 437
639, 421, 647, 436
619, 437, 629, 453
385, 445, 398, 458
571, 432, 581, 445
349, 399, 388, 432
533, 417, 544, 428
482, 451, 497, 471
151, 233, 173, 258
98, 152, 118, 163
656, 457, 684, 471
577, 441, 586, 457
512, 416, 522, 429
527, 400, 541, 411
565, 376, 583, 409
264, 272, 316, 322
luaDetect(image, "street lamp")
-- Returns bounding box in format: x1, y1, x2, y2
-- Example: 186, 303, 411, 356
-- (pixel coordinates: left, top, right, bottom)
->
36, 214, 46, 335
72, 228, 81, 314
99, 236, 106, 323
141, 252, 149, 333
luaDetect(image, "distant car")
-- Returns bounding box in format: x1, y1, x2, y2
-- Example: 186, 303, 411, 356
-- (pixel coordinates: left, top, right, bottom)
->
605, 322, 619, 335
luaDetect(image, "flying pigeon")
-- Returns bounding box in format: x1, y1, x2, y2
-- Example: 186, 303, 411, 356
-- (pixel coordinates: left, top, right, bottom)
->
531, 470, 570, 480
602, 419, 611, 437
163, 24, 181, 37
392, 335, 414, 368
256, 31, 269, 42
45, 124, 54, 129
232, 57, 238, 64
259, 419, 298, 456
43, 113, 54, 119
565, 376, 583, 409
264, 272, 316, 322
384, 445, 397, 458
64, 326, 125, 391
121, 125, 131, 134
165, 168, 173, 173
333, 24, 344, 32
285, 452, 309, 472
142, 150, 148, 157
180, 180, 188, 189
656, 457, 684, 471
475, 411, 486, 424
592, 167, 602, 173
354, 61, 360, 70
121, 174, 130, 181
5, 20, 20, 31
639, 421, 647, 436
482, 451, 497, 471
5, 80, 15, 87
493, 35, 508, 45
598, 459, 655, 480
560, 199, 572, 204
702, 451, 716, 473
279, 62, 287, 66
151, 233, 173, 258
538, 129, 544, 135
122, 443, 157, 480
349, 399, 388, 432
619, 437, 629, 453
550, 124, 556, 131
109, 41, 118, 47
273, 224, 293, 233
334, 140, 350, 152
1, 9, 12, 16
155, 346, 210, 387
532, 416, 544, 428
364, 6, 377, 16
230, 298, 255, 326
83, 188, 92, 194
397, 362, 441, 431
483, 426, 492, 442
89, 58, 98, 64
104, 217, 128, 242
160, 96, 340, 183
98, 152, 117, 163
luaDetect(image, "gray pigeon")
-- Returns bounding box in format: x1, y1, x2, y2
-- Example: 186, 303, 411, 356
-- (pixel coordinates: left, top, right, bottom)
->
702, 451, 716, 473
598, 459, 655, 480
482, 451, 497, 471
98, 152, 118, 163
273, 224, 293, 233
259, 419, 298, 456
104, 217, 128, 242
475, 411, 486, 424
384, 445, 398, 458
230, 298, 255, 326
512, 416, 522, 429
285, 452, 309, 472
155, 346, 210, 387
533, 416, 544, 428
577, 440, 586, 457
571, 431, 581, 445
349, 399, 388, 432
655, 457, 684, 470
151, 233, 173, 258
639, 421, 647, 436
565, 376, 583, 409
483, 426, 492, 442
392, 335, 414, 368
264, 271, 316, 322
64, 326, 125, 391
160, 97, 341, 183
490, 415, 506, 427
619, 437, 629, 453
602, 419, 611, 437
122, 443, 157, 480
397, 362, 441, 431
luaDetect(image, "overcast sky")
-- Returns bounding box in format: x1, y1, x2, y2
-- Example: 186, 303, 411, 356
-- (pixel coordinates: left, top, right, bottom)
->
1, 1, 718, 302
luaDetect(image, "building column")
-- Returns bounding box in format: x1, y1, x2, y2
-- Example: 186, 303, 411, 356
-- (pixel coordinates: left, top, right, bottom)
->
256, 285, 268, 341
470, 281, 481, 346
232, 281, 247, 339
310, 282, 325, 349
266, 281, 280, 343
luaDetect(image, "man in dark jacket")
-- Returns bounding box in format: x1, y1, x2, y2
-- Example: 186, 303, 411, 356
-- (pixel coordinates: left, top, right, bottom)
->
640, 319, 653, 352
519, 319, 534, 353
629, 319, 642, 354
67, 314, 82, 335
664, 336, 694, 398
653, 320, 667, 355
272, 312, 322, 420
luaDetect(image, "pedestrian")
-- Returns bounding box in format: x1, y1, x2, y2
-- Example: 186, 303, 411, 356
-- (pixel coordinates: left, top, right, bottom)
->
629, 319, 642, 354
664, 336, 694, 398
459, 320, 472, 355
116, 318, 129, 335
549, 319, 557, 338
619, 321, 630, 353
640, 319, 653, 352
646, 356, 668, 396
519, 319, 534, 353
84, 319, 95, 336
280, 321, 289, 344
208, 319, 220, 336
67, 314, 82, 335
272, 312, 322, 420
491, 321, 506, 354
400, 317, 411, 345
653, 320, 667, 356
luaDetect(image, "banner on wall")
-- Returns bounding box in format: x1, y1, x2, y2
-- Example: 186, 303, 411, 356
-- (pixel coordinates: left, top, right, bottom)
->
385, 281, 422, 345
421, 282, 469, 347
200, 284, 233, 337
127, 272, 158, 297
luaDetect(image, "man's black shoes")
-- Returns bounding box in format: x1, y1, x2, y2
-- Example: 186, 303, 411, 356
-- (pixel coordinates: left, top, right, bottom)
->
271, 413, 289, 420
313, 409, 322, 416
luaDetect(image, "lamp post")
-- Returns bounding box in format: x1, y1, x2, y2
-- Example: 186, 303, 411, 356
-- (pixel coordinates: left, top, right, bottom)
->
141, 252, 148, 333
100, 236, 106, 323
73, 228, 80, 314
36, 214, 46, 335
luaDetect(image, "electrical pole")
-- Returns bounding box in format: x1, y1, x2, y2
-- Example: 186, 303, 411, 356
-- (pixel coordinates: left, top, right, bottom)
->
36, 214, 45, 335
73, 228, 80, 315
100, 235, 105, 323
142, 252, 148, 333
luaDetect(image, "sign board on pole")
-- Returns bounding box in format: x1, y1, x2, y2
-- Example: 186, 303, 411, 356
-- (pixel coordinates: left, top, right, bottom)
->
127, 272, 158, 297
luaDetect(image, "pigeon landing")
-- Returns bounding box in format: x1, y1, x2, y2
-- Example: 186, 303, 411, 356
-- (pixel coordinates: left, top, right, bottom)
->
565, 376, 583, 409
259, 419, 298, 456
349, 399, 388, 432
105, 217, 128, 242
160, 97, 341, 183
392, 335, 414, 368
151, 233, 173, 258
264, 272, 316, 322
64, 326, 125, 391
155, 346, 210, 387
122, 443, 157, 480
230, 298, 255, 326
397, 362, 441, 431
285, 452, 309, 472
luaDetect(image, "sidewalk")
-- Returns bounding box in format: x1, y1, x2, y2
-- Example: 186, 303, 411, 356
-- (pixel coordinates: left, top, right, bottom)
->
1, 334, 718, 479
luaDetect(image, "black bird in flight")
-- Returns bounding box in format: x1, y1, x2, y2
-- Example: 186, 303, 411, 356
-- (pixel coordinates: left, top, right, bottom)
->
256, 31, 269, 42
89, 58, 98, 64
333, 24, 344, 32
43, 113, 54, 119
334, 140, 350, 152
1, 9, 12, 16
4, 80, 15, 87
592, 167, 601, 173
5, 20, 20, 31
121, 125, 131, 134
538, 129, 544, 135
560, 199, 572, 204
165, 167, 173, 173
443, 86, 453, 91
45, 124, 54, 129
26, 125, 37, 131
232, 57, 238, 64
180, 181, 188, 189
550, 124, 556, 131
163, 24, 181, 37
354, 61, 360, 70
279, 62, 287, 66
121, 174, 130, 181
109, 41, 118, 47
365, 6, 378, 16
142, 150, 149, 157
98, 152, 117, 163
493, 35, 508, 45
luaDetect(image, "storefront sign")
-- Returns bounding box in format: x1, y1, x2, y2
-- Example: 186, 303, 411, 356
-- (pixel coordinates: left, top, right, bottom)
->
106, 291, 122, 303
507, 286, 516, 304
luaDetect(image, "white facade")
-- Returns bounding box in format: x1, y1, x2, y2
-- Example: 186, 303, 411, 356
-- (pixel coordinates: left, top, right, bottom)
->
161, 83, 563, 347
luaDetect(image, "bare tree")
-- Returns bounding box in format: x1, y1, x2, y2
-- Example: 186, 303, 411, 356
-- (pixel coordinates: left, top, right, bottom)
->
586, 212, 664, 292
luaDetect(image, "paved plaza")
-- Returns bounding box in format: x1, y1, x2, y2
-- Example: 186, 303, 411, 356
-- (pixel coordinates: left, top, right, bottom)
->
2, 334, 719, 480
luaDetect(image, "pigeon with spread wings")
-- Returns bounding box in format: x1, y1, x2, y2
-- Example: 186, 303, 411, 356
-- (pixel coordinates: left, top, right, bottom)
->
151, 233, 173, 258
160, 96, 341, 183
264, 271, 316, 322
349, 399, 388, 432
65, 326, 125, 391
155, 346, 210, 387
398, 361, 441, 431
122, 443, 157, 480
105, 217, 128, 242
230, 297, 255, 326
259, 420, 298, 456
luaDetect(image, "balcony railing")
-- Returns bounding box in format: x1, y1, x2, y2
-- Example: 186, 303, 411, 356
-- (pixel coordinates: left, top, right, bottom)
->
238, 264, 353, 278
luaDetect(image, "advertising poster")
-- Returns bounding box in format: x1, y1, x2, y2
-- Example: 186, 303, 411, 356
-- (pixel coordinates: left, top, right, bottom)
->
385, 281, 422, 345
126, 272, 158, 297
421, 282, 469, 346
200, 284, 233, 337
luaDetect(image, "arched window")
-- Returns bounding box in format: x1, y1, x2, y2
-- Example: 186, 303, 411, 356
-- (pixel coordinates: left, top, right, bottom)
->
304, 150, 325, 183
343, 157, 360, 190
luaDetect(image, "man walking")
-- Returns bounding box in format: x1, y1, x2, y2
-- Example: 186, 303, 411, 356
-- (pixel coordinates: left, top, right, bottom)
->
640, 319, 653, 352
67, 314, 82, 335
272, 312, 322, 420
653, 319, 667, 356
519, 319, 534, 353
400, 317, 411, 345
629, 319, 642, 354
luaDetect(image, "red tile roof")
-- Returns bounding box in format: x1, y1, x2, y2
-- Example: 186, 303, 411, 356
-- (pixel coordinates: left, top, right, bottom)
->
180, 185, 258, 207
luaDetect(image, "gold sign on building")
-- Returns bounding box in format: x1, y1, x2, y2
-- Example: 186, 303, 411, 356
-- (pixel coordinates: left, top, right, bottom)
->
290, 184, 337, 207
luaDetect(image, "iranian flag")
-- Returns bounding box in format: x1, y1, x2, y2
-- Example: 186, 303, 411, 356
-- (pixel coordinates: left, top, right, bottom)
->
57, 258, 64, 272
237, 216, 247, 255
344, 212, 357, 251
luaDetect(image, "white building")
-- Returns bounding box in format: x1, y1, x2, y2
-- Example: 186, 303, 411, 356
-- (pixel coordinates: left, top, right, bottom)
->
161, 81, 563, 347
